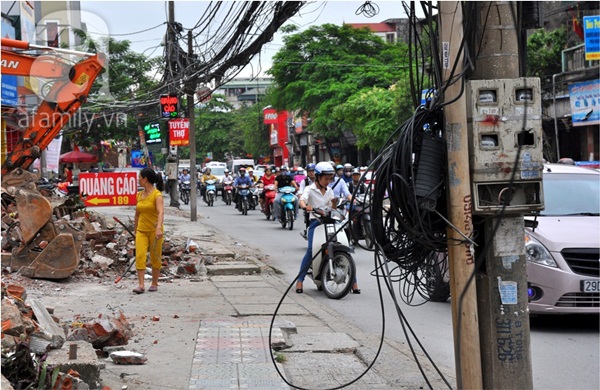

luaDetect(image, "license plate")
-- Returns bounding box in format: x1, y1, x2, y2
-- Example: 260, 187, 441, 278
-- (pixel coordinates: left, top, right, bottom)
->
581, 280, 600, 293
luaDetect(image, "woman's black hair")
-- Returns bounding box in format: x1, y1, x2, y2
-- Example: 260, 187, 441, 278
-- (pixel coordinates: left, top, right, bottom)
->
140, 168, 164, 191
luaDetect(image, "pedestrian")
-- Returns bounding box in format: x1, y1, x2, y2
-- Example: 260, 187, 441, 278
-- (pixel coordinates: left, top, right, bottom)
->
133, 168, 165, 294
63, 165, 73, 184
296, 162, 360, 294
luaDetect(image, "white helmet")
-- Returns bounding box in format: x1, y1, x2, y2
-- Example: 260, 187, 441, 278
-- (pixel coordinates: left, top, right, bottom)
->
315, 162, 335, 176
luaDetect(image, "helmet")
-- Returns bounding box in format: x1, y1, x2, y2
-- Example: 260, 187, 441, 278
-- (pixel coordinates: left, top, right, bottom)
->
247, 167, 253, 172
315, 162, 335, 176
335, 164, 344, 170
344, 163, 353, 169
239, 167, 246, 173
297, 168, 304, 173
275, 167, 281, 172
306, 163, 316, 171
351, 168, 361, 174
281, 165, 288, 171
224, 169, 229, 173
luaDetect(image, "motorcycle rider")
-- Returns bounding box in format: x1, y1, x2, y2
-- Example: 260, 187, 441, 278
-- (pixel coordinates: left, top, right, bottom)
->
299, 163, 316, 239
296, 162, 361, 294
342, 163, 354, 183
178, 168, 191, 183
329, 163, 353, 202
233, 167, 253, 210
220, 169, 234, 202
348, 168, 367, 196
273, 165, 299, 222
200, 167, 219, 204
258, 166, 276, 213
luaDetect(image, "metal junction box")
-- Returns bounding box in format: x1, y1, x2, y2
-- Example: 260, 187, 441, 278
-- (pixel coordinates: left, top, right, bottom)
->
467, 78, 545, 215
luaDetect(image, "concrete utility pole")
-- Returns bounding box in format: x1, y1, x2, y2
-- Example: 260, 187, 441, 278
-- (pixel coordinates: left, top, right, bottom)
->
166, 1, 179, 208
472, 2, 533, 389
439, 2, 483, 389
187, 30, 197, 222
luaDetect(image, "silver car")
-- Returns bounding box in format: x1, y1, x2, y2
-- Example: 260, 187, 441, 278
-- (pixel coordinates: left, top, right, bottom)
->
526, 163, 600, 314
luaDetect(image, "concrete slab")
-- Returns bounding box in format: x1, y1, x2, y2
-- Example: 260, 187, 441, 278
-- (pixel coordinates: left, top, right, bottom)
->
220, 287, 283, 297
211, 275, 265, 283
207, 262, 261, 275
234, 303, 309, 316
285, 333, 359, 353
45, 340, 104, 389
282, 353, 390, 389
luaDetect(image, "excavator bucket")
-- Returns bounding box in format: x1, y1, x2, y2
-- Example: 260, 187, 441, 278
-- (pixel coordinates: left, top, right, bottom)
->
2, 169, 84, 279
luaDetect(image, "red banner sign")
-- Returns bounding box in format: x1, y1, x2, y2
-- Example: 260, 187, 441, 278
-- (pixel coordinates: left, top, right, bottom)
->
79, 172, 138, 207
263, 108, 278, 124
168, 118, 190, 146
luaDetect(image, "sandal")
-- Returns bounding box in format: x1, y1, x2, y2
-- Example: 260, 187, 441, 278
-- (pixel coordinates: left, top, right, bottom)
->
133, 286, 145, 294
352, 288, 361, 294
148, 286, 158, 292
295, 282, 303, 294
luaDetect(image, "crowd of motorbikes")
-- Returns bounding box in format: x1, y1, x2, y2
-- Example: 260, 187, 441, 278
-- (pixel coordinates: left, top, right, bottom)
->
170, 173, 373, 300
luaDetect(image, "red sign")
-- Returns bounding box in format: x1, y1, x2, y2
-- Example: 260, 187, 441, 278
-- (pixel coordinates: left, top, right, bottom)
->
263, 108, 278, 124
79, 172, 138, 207
168, 118, 190, 146
160, 93, 179, 119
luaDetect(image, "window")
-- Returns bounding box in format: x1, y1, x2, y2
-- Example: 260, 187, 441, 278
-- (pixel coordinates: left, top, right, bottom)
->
386, 33, 395, 44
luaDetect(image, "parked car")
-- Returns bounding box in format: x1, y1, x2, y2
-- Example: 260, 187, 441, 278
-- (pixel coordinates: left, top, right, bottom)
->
525, 163, 599, 314
428, 164, 600, 315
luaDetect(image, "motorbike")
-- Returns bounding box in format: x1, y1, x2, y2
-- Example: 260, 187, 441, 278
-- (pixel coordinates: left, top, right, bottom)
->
223, 183, 233, 205
236, 184, 252, 215
262, 184, 277, 220
344, 193, 374, 248
205, 179, 217, 207
305, 200, 356, 299
278, 186, 297, 230
250, 185, 260, 210
179, 180, 191, 205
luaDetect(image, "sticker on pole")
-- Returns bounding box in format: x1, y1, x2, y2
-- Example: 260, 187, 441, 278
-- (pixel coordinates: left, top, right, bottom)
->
497, 277, 518, 305
79, 172, 138, 207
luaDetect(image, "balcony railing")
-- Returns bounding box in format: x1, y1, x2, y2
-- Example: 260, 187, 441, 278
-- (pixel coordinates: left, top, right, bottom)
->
562, 44, 599, 72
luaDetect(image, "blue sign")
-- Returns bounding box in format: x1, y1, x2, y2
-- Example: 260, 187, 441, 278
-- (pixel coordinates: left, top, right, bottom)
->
569, 79, 600, 127
420, 88, 436, 106
131, 150, 154, 168
583, 16, 600, 61
1, 75, 18, 106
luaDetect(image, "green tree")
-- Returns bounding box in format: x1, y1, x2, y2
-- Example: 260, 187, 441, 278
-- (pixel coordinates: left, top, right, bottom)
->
526, 27, 567, 85
193, 95, 236, 161
332, 79, 414, 151
233, 103, 271, 159
268, 23, 414, 146
68, 34, 161, 147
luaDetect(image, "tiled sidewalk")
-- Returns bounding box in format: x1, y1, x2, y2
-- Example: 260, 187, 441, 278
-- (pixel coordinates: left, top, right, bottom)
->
189, 318, 290, 389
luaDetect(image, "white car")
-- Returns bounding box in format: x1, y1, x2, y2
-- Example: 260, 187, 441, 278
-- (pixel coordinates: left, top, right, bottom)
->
525, 163, 600, 314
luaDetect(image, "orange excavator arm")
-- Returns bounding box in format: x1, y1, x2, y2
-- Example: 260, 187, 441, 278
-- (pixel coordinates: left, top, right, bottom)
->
1, 38, 106, 174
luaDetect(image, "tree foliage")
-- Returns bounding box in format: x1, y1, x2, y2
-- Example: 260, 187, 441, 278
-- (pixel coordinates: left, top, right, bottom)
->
233, 103, 271, 159
192, 95, 235, 161
268, 24, 414, 146
526, 27, 567, 85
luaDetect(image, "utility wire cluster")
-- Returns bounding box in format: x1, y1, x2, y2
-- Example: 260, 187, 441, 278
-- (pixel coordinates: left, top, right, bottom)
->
84, 2, 306, 117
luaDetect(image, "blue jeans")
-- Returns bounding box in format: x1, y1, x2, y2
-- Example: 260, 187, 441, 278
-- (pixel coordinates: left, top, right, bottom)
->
298, 219, 321, 282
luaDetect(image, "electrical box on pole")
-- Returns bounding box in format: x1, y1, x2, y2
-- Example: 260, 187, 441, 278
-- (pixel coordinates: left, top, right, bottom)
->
467, 78, 545, 215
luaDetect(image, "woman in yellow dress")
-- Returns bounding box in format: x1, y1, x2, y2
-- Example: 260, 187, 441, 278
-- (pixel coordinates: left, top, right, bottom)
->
133, 168, 165, 294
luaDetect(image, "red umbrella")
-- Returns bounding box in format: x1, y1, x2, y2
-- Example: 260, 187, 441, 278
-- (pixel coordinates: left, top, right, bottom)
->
59, 150, 98, 164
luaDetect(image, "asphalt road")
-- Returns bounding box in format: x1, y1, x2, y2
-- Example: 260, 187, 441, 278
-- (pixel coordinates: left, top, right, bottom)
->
168, 192, 599, 389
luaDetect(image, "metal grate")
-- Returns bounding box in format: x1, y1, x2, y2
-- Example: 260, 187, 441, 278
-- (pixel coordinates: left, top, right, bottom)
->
562, 248, 600, 277
556, 293, 600, 308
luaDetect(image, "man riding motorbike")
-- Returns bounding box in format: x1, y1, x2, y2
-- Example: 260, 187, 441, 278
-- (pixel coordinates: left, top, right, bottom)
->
258, 166, 276, 213
233, 167, 254, 210
220, 169, 234, 202
273, 165, 299, 222
200, 167, 219, 204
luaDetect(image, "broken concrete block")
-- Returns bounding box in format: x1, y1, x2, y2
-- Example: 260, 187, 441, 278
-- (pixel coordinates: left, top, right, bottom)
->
90, 254, 114, 270
26, 299, 65, 349
110, 351, 147, 365
45, 340, 103, 389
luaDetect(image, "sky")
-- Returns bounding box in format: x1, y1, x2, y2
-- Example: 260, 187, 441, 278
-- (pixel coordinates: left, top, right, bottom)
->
78, 0, 412, 78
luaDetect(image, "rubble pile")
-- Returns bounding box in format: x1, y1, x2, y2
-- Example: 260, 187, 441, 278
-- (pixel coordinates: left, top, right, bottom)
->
1, 207, 207, 282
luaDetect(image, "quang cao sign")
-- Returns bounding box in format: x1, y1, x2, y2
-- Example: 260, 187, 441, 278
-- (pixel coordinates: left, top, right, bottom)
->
569, 79, 600, 127
168, 118, 190, 146
79, 172, 138, 207
160, 93, 179, 119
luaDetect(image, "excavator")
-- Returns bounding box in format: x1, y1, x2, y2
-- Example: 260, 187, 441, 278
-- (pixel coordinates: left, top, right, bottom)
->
1, 38, 105, 279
